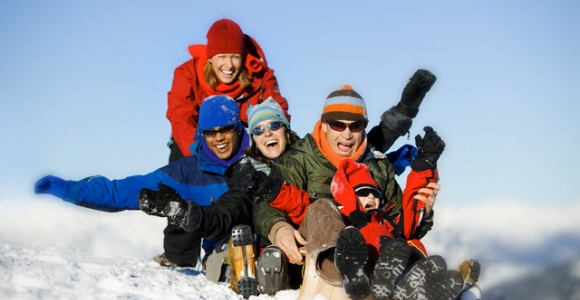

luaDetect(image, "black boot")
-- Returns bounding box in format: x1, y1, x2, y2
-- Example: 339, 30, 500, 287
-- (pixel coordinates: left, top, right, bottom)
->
334, 226, 370, 300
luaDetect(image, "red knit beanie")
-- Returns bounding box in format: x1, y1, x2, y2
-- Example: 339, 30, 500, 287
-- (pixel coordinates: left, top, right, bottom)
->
206, 19, 245, 58
331, 159, 381, 215
321, 85, 368, 122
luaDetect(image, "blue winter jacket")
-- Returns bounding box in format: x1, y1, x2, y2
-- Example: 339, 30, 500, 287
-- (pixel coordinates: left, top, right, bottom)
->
63, 135, 249, 252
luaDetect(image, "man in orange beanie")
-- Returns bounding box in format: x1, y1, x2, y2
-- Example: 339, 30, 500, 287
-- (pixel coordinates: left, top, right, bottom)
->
253, 85, 465, 299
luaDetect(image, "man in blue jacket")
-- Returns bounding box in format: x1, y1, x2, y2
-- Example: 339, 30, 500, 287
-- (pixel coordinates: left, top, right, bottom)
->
34, 95, 250, 283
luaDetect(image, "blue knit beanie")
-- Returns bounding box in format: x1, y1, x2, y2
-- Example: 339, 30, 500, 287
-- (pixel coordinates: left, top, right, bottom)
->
198, 95, 243, 132
247, 98, 290, 134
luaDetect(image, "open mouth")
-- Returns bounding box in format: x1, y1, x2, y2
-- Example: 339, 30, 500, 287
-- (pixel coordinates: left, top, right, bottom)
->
265, 140, 279, 148
364, 202, 375, 210
337, 143, 353, 152
215, 144, 228, 152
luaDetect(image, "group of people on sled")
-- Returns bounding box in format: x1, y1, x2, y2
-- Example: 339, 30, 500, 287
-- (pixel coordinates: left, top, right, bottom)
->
35, 19, 481, 300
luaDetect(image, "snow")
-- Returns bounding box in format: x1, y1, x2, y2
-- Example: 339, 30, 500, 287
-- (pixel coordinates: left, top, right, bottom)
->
1, 196, 580, 299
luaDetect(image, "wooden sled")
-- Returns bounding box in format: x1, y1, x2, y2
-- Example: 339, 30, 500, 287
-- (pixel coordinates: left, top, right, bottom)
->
297, 248, 349, 300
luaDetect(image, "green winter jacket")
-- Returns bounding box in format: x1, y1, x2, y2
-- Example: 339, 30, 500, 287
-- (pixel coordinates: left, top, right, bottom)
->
254, 134, 433, 240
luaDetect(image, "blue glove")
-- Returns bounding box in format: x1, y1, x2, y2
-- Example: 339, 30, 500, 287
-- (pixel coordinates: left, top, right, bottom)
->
34, 175, 73, 201
386, 144, 418, 175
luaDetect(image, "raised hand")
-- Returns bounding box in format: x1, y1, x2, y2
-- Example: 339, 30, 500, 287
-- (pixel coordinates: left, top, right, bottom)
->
397, 69, 437, 118
411, 126, 445, 171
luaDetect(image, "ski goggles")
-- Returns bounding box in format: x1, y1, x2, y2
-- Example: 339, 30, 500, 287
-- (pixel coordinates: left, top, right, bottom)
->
355, 186, 383, 199
251, 121, 284, 136
325, 120, 367, 133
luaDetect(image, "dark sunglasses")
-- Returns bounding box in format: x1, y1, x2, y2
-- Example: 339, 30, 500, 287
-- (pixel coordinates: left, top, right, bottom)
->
355, 187, 382, 199
202, 125, 235, 138
251, 121, 284, 136
326, 120, 367, 133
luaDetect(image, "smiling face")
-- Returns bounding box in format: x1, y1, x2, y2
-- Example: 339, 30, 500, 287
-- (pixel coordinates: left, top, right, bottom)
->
208, 53, 242, 84
357, 193, 380, 212
322, 120, 365, 157
203, 126, 241, 160
251, 119, 289, 160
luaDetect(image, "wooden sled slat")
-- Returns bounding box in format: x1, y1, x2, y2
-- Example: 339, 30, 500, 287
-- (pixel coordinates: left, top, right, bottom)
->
297, 249, 348, 300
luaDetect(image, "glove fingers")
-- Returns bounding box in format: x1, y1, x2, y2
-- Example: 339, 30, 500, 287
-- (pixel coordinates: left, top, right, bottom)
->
158, 182, 174, 193
138, 188, 153, 210
34, 177, 52, 193
414, 134, 424, 148
414, 69, 437, 88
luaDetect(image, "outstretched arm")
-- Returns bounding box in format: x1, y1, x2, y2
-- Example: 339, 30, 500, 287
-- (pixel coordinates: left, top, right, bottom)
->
368, 69, 437, 153
139, 183, 254, 240
34, 172, 164, 212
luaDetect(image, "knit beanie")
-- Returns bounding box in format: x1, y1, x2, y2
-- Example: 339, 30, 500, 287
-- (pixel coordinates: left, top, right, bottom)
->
247, 98, 291, 134
321, 85, 368, 122
206, 19, 245, 59
198, 95, 243, 132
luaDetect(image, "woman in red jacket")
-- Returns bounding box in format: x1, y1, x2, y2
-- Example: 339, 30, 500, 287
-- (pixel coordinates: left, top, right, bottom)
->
160, 18, 290, 268
167, 18, 289, 159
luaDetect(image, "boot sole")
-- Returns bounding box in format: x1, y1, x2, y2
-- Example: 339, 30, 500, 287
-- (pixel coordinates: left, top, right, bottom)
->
335, 227, 370, 300
257, 246, 289, 295
371, 238, 410, 300
229, 225, 258, 298
393, 255, 447, 300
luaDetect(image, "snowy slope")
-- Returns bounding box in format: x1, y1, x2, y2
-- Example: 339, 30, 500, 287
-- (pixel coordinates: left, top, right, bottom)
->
1, 196, 579, 299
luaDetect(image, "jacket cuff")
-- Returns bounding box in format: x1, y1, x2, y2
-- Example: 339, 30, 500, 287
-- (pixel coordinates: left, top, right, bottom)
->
381, 106, 413, 136
268, 221, 294, 244
65, 182, 82, 204
177, 201, 203, 232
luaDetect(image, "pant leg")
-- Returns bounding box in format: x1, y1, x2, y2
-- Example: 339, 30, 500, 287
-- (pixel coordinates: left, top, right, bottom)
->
163, 221, 201, 266
203, 249, 229, 283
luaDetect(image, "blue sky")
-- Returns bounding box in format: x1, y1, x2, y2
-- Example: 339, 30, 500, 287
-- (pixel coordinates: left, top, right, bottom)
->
1, 1, 579, 211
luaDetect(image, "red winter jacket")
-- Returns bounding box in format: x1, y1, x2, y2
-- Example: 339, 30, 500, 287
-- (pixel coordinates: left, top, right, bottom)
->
166, 35, 290, 156
359, 168, 437, 255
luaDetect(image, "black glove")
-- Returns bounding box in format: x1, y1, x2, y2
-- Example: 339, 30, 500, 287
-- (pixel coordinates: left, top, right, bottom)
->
138, 183, 188, 219
252, 171, 283, 203
411, 126, 445, 171
397, 69, 437, 118
348, 210, 369, 228
224, 157, 282, 202
224, 157, 258, 193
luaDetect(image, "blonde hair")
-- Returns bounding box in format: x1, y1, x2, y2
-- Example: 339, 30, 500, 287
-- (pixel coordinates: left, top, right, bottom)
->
203, 60, 251, 89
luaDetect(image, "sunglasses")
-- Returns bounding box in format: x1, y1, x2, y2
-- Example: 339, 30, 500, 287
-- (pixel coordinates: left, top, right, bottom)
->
251, 121, 284, 136
355, 187, 382, 199
326, 120, 367, 133
202, 125, 235, 138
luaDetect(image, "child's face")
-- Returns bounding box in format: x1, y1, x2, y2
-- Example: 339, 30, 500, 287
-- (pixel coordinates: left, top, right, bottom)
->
357, 194, 380, 212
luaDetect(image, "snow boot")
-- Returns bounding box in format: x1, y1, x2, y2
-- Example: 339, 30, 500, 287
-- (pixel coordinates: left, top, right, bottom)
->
458, 259, 480, 288
447, 270, 466, 299
228, 224, 258, 298
334, 226, 371, 300
370, 238, 410, 300
392, 255, 448, 300
256, 245, 290, 295
153, 253, 176, 267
